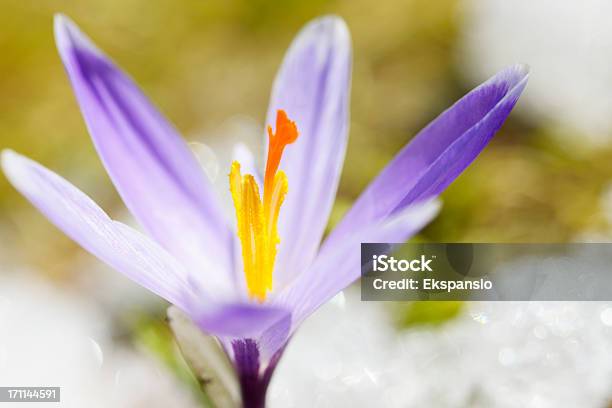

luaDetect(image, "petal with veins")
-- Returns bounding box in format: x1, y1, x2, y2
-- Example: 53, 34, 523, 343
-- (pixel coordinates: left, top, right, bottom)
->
275, 200, 441, 330
54, 14, 235, 295
1, 149, 196, 310
2, 149, 291, 339
326, 65, 529, 250
265, 15, 352, 288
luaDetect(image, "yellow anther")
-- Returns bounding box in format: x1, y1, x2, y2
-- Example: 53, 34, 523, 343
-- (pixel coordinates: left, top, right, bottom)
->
229, 110, 298, 301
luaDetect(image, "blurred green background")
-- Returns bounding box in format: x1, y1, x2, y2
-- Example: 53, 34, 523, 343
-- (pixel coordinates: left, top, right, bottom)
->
2, 0, 611, 325
3, 0, 611, 281
2, 0, 612, 404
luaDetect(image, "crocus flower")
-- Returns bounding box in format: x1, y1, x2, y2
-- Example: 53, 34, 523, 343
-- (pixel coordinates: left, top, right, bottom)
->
1, 14, 528, 408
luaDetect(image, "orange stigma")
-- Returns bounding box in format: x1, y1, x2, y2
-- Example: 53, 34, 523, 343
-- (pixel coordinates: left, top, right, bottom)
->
229, 110, 298, 301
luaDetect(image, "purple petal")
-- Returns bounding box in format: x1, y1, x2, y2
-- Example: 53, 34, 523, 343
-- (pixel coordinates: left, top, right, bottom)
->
265, 16, 352, 288
194, 303, 290, 339
1, 150, 196, 310
274, 200, 440, 329
54, 15, 235, 294
326, 65, 529, 248
2, 149, 292, 340
217, 307, 291, 369
256, 311, 291, 361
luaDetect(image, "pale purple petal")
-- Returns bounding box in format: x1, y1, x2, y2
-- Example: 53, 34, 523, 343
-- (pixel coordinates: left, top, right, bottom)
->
54, 15, 235, 295
216, 307, 291, 368
256, 312, 291, 361
195, 303, 290, 339
273, 200, 440, 329
326, 65, 529, 249
266, 16, 352, 288
1, 150, 196, 310
2, 149, 293, 340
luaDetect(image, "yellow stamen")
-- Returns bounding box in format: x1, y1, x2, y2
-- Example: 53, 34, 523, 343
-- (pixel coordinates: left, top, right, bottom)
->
229, 110, 298, 302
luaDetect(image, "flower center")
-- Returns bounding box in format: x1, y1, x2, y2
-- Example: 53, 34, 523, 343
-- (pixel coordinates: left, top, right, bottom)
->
229, 110, 299, 302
